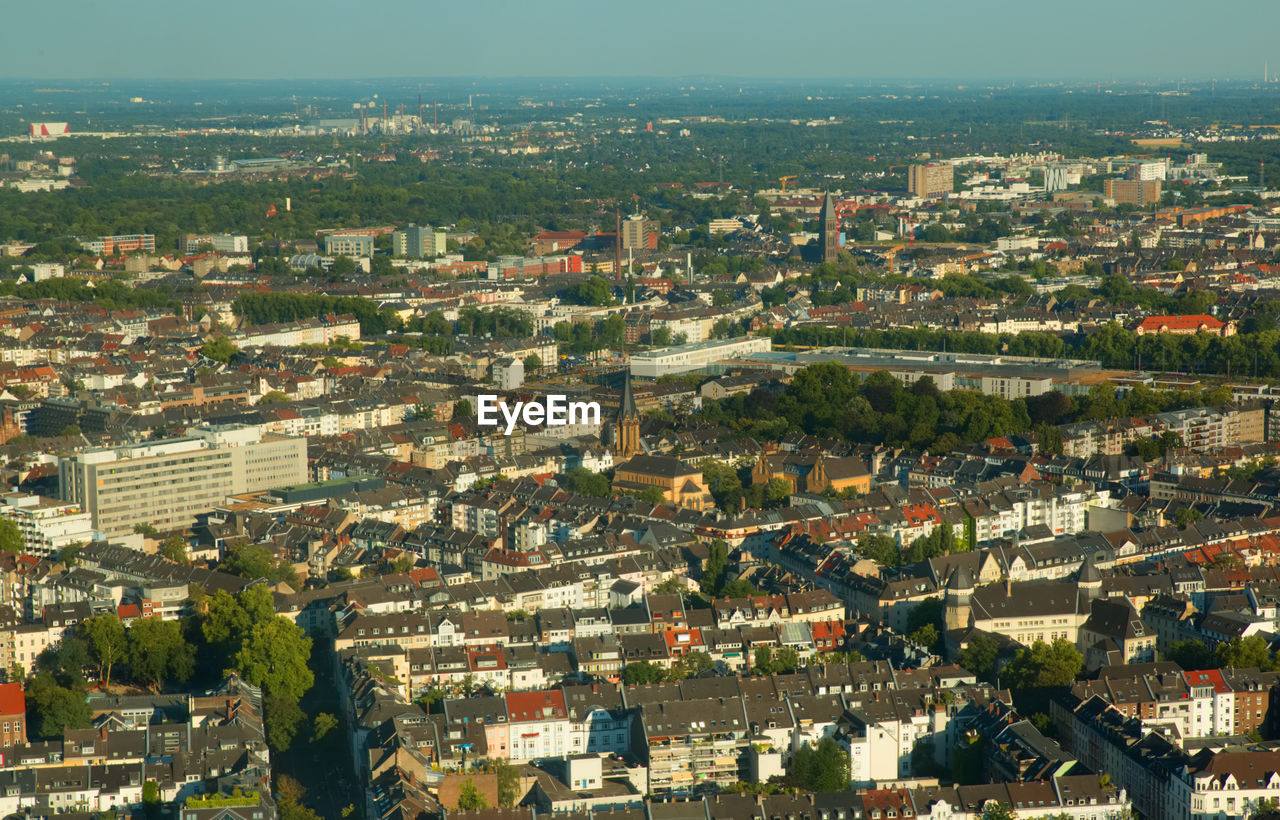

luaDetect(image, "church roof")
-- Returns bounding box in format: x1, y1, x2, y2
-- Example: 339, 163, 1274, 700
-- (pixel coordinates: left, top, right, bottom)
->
947, 564, 974, 591
1078, 554, 1102, 585
821, 193, 837, 221
619, 371, 639, 419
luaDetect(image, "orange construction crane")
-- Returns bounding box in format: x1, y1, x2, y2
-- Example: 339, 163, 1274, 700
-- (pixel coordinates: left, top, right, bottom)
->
884, 244, 907, 275
779, 175, 797, 192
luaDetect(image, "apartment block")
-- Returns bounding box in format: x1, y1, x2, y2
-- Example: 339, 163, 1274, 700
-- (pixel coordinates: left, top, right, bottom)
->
78, 234, 156, 255
58, 425, 307, 540
393, 224, 447, 258
0, 491, 93, 557
179, 233, 249, 254
621, 214, 659, 250
324, 233, 376, 256
1104, 178, 1162, 206
908, 163, 954, 199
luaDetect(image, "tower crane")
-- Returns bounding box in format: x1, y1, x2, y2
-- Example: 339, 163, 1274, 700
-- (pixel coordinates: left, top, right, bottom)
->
884, 244, 907, 275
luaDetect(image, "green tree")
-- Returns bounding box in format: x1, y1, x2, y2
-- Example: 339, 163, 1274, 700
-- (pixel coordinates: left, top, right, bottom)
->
1166, 638, 1216, 670
453, 398, 473, 420
1003, 638, 1083, 689
754, 646, 774, 676
259, 391, 290, 405
763, 477, 792, 507
58, 543, 83, 566
494, 759, 520, 808
523, 354, 542, 373
36, 637, 90, 687
127, 617, 196, 691
1216, 635, 1278, 671
234, 618, 315, 700
637, 486, 668, 505
772, 646, 800, 674
857, 533, 902, 567
381, 554, 415, 575
201, 335, 239, 364
202, 585, 277, 663
906, 525, 958, 563
277, 775, 321, 820
958, 634, 1002, 681
563, 276, 616, 306
701, 539, 730, 597
329, 255, 357, 276
159, 535, 189, 564
561, 466, 612, 498
221, 542, 299, 587
0, 517, 23, 554
952, 735, 984, 784
668, 651, 714, 681
1033, 422, 1064, 456
457, 778, 488, 810
981, 804, 1017, 820
80, 614, 126, 687
142, 780, 161, 820
907, 597, 945, 636
753, 645, 799, 675
621, 661, 667, 685
791, 737, 850, 791
266, 693, 306, 751
910, 624, 941, 653
312, 712, 338, 742
26, 673, 91, 738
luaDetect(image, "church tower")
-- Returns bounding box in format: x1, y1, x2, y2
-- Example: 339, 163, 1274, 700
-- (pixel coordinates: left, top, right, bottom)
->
944, 565, 974, 632
1077, 554, 1103, 601
614, 371, 641, 459
820, 193, 838, 263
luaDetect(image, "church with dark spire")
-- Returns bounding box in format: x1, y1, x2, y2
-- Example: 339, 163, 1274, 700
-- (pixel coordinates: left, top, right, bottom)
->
612, 371, 641, 459
820, 192, 838, 263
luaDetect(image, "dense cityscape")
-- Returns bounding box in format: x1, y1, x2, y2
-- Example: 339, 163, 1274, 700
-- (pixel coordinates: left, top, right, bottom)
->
3, 13, 1280, 820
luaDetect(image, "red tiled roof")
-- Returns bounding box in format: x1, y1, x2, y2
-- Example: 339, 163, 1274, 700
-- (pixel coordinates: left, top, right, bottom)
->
1135, 314, 1225, 331
0, 682, 24, 717
505, 689, 567, 722
1184, 669, 1230, 694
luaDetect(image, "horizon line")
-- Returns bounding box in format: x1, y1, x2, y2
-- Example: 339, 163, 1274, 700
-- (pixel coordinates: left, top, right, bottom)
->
0, 74, 1269, 85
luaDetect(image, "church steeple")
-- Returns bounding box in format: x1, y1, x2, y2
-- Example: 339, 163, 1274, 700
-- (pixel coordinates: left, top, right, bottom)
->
614, 371, 641, 459
620, 370, 638, 420
820, 193, 838, 263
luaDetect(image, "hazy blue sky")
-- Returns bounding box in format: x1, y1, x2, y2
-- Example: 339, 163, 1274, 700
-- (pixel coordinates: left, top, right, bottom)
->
5, 0, 1279, 81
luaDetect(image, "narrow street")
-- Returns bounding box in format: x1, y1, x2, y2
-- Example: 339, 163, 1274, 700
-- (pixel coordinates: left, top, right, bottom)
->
273, 642, 362, 819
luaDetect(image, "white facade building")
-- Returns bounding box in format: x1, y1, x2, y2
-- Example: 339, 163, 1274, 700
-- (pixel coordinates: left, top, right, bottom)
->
58, 425, 308, 540
0, 492, 93, 557
630, 336, 772, 378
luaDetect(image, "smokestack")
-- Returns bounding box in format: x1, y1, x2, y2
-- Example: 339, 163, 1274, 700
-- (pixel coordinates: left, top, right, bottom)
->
616, 209, 623, 282
434, 100, 438, 127
418, 93, 423, 123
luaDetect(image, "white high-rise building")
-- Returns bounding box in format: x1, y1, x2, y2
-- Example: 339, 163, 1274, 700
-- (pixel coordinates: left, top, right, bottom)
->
1045, 165, 1071, 193
0, 491, 93, 557
59, 425, 308, 541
